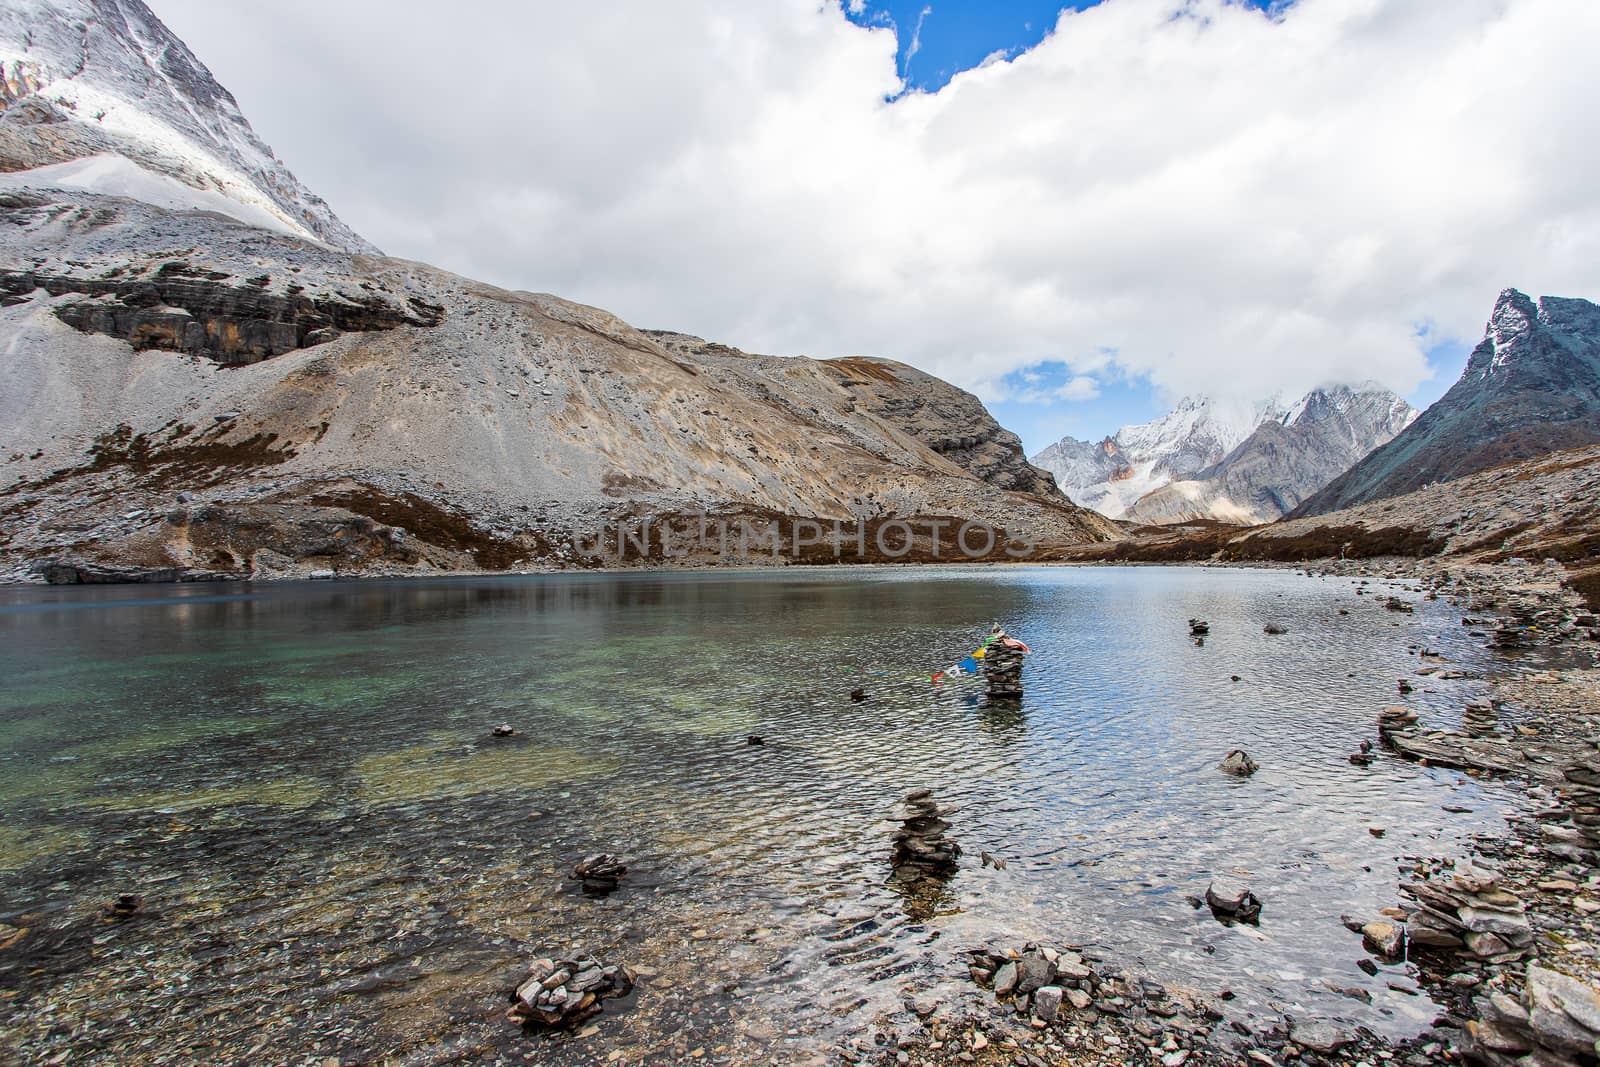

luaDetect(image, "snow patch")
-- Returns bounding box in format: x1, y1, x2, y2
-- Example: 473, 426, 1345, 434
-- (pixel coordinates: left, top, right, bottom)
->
0, 155, 317, 241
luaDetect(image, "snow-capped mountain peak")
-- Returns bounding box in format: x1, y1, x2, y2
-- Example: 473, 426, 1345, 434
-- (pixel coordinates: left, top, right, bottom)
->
0, 0, 375, 253
1032, 384, 1416, 523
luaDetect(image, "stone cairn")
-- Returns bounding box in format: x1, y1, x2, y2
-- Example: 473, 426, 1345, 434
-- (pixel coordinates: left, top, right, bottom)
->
890, 789, 961, 886
1546, 755, 1600, 868
1379, 704, 1420, 745
967, 943, 1096, 1023
507, 953, 635, 1029
1462, 699, 1500, 738
1471, 965, 1600, 1066
1397, 859, 1533, 959
982, 625, 1025, 699
571, 854, 627, 896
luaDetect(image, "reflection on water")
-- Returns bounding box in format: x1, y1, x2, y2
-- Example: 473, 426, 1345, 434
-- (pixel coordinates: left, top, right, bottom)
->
0, 567, 1517, 1065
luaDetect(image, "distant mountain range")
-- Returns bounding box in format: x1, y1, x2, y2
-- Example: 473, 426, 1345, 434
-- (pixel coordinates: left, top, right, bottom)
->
1291, 289, 1600, 518
1032, 386, 1416, 525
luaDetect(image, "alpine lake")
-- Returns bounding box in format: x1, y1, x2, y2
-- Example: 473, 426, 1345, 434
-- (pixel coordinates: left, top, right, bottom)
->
0, 565, 1523, 1065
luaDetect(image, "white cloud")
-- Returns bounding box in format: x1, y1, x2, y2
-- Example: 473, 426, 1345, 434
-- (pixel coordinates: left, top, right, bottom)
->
153, 0, 1600, 407
1056, 375, 1103, 402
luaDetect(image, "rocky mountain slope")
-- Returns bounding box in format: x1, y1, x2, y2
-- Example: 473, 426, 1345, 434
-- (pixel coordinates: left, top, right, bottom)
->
1067, 443, 1600, 611
0, 187, 1114, 580
1291, 289, 1600, 518
1124, 385, 1417, 524
1033, 387, 1413, 523
0, 0, 374, 252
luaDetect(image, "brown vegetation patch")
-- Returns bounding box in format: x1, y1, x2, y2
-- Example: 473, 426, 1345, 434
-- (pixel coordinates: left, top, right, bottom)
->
601, 471, 664, 498
309, 486, 532, 570
1067, 522, 1246, 563
14, 423, 295, 494
1455, 522, 1538, 556
826, 357, 902, 385
1226, 524, 1448, 562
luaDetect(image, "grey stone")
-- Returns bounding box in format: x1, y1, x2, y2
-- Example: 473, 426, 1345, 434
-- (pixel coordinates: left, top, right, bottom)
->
1290, 1020, 1353, 1053
1032, 985, 1063, 1022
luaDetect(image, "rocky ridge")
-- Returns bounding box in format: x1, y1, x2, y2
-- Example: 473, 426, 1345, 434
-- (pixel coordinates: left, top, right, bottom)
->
1072, 444, 1600, 615
0, 0, 375, 252
1294, 290, 1600, 518
1126, 385, 1417, 525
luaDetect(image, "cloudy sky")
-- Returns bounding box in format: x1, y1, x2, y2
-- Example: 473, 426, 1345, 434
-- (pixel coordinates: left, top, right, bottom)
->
156, 0, 1600, 450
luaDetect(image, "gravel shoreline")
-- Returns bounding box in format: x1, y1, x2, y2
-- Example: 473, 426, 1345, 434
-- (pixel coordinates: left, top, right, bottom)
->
838, 558, 1600, 1067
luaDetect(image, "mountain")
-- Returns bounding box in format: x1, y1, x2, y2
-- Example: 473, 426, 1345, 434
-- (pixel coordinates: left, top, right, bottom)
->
1032, 395, 1285, 518
0, 3, 1114, 580
1032, 387, 1413, 523
0, 191, 1114, 579
1124, 385, 1416, 525
0, 0, 375, 253
1292, 289, 1600, 518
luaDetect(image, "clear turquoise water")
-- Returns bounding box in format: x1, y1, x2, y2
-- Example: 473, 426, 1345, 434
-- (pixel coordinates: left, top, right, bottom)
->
0, 566, 1516, 1065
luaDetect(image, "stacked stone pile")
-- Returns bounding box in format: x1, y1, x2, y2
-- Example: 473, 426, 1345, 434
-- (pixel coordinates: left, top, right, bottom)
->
507, 953, 635, 1029
1399, 860, 1534, 959
1380, 704, 1420, 742
1470, 965, 1600, 1067
890, 790, 961, 885
983, 632, 1025, 699
1463, 700, 1500, 738
571, 854, 627, 895
1545, 756, 1600, 869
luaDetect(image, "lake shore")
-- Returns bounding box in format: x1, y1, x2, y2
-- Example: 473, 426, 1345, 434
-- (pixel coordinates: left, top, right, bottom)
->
852, 558, 1600, 1067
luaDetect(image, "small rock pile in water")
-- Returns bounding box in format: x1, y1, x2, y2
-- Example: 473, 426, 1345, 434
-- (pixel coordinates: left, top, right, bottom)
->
890, 790, 961, 885
967, 943, 1096, 1023
1462, 700, 1500, 738
571, 854, 627, 895
1399, 859, 1534, 959
1470, 964, 1600, 1066
1379, 704, 1419, 743
507, 953, 635, 1029
983, 627, 1025, 699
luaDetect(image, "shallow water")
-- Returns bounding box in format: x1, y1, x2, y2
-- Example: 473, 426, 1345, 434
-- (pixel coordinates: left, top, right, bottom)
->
0, 566, 1518, 1065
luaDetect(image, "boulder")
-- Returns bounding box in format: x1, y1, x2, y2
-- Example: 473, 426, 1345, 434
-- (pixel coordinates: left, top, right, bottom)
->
1290, 1020, 1353, 1053
1015, 952, 1057, 995
1361, 920, 1407, 959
